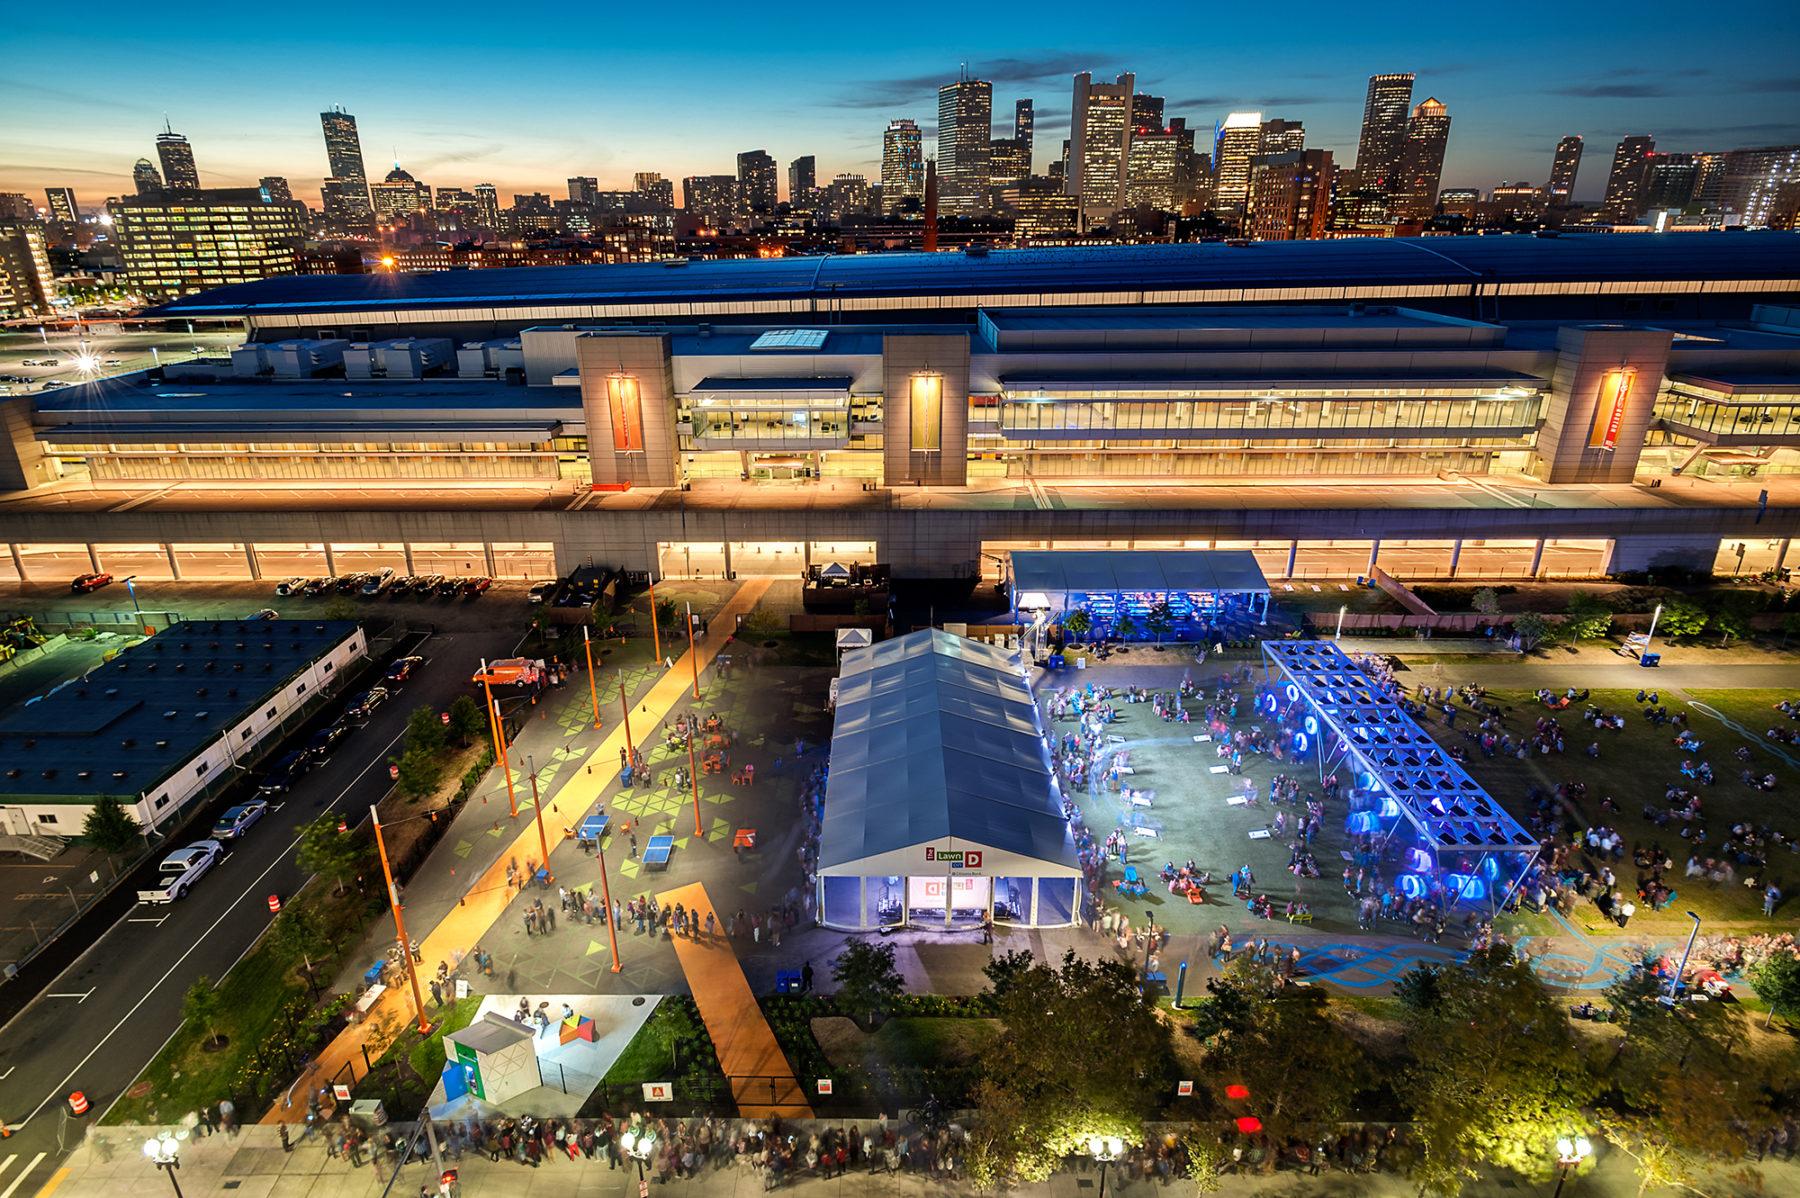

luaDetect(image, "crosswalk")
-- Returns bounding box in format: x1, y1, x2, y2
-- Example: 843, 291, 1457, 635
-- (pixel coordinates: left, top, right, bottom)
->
0, 1151, 47, 1198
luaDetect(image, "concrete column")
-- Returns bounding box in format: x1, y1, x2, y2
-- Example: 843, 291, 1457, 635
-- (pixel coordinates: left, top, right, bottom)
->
403, 543, 415, 574
323, 543, 337, 576
721, 539, 733, 580
9, 544, 24, 581
1529, 538, 1546, 578
166, 544, 182, 581
86, 543, 100, 572
243, 544, 261, 581
1285, 541, 1298, 578
1775, 539, 1791, 574
1367, 540, 1381, 574
483, 543, 498, 578
1447, 539, 1463, 578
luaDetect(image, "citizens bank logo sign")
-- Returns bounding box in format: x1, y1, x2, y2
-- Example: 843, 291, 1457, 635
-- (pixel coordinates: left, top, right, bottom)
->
925, 847, 982, 869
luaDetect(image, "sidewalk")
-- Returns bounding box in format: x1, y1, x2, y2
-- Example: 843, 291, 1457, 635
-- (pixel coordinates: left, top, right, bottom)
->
262, 582, 771, 1124
42, 1121, 1800, 1198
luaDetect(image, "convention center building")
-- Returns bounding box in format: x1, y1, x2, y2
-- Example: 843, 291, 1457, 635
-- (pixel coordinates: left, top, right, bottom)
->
1, 236, 1797, 586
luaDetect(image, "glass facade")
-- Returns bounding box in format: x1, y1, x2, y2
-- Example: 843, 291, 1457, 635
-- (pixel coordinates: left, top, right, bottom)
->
999, 388, 1542, 438
1656, 384, 1800, 438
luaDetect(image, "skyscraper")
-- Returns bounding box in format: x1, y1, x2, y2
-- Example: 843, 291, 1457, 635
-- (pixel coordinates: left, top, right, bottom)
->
1715, 145, 1800, 226
1548, 135, 1583, 199
1213, 112, 1264, 206
569, 177, 600, 206
1015, 99, 1034, 155
1248, 149, 1334, 241
258, 177, 293, 202
1354, 73, 1415, 191
1067, 72, 1135, 219
737, 150, 777, 216
1642, 153, 1698, 212
370, 166, 430, 223
788, 157, 816, 205
45, 188, 78, 224
1601, 136, 1655, 221
1261, 119, 1305, 155
937, 76, 993, 214
682, 176, 739, 228
1124, 124, 1183, 212
1130, 93, 1164, 131
1391, 98, 1450, 221
635, 173, 675, 211
132, 159, 164, 197
156, 122, 201, 191
319, 107, 371, 218
473, 184, 500, 228
882, 120, 925, 214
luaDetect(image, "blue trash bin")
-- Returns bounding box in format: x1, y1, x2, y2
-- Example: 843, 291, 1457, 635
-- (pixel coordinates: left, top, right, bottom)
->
1640, 652, 1661, 668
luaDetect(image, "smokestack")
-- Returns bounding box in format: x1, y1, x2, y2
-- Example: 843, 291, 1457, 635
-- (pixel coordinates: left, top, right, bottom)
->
924, 157, 938, 252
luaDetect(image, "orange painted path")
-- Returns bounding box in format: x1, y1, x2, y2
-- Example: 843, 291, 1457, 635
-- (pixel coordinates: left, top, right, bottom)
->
655, 881, 813, 1119
260, 580, 772, 1123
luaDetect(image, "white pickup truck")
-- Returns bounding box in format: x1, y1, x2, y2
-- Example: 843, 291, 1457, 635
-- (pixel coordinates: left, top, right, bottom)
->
137, 840, 225, 904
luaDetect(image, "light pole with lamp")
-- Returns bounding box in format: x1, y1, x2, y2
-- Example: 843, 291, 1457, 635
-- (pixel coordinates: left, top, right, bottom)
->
1335, 604, 1347, 642
1641, 602, 1664, 658
1552, 1135, 1592, 1198
620, 1128, 657, 1188
1666, 910, 1702, 1004
143, 1131, 186, 1198
1088, 1136, 1124, 1198
122, 575, 142, 614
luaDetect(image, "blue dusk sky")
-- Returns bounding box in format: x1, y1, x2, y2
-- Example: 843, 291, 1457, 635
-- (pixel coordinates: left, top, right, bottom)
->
3, 1, 1797, 209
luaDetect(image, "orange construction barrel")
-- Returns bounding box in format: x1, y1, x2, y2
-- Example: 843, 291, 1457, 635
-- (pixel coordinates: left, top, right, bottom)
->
267, 895, 281, 913
68, 1091, 88, 1115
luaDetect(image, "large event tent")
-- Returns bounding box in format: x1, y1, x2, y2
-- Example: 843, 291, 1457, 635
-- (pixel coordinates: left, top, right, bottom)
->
1009, 549, 1272, 639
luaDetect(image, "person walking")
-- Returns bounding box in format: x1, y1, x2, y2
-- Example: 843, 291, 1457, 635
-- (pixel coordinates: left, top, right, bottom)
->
801, 961, 815, 993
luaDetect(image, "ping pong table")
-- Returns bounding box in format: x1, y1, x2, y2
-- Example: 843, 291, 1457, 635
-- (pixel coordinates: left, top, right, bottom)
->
578, 813, 609, 842
642, 834, 674, 869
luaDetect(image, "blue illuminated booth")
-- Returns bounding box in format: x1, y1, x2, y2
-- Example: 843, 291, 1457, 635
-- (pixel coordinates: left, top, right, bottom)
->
1009, 549, 1272, 643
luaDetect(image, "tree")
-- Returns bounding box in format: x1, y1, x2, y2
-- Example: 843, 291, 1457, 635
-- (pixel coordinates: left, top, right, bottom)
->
742, 608, 782, 636
1511, 611, 1554, 652
1145, 600, 1175, 644
1114, 611, 1138, 641
1471, 588, 1503, 621
654, 598, 677, 629
296, 813, 368, 895
391, 747, 445, 801
830, 939, 904, 1029
1709, 591, 1762, 647
1061, 609, 1091, 643
1782, 610, 1800, 648
1403, 946, 1594, 1196
446, 694, 486, 747
83, 793, 142, 854
964, 949, 1172, 1188
1751, 953, 1800, 1027
183, 976, 224, 1047
1658, 597, 1708, 639
405, 704, 448, 757
1564, 590, 1614, 641
270, 904, 332, 984
1204, 979, 1367, 1139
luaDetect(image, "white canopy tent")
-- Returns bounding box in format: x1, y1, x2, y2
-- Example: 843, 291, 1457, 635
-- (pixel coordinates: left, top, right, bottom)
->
817, 629, 1084, 930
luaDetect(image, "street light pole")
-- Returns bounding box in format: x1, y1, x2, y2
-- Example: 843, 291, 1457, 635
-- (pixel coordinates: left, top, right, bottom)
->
647, 572, 663, 663
372, 804, 432, 1035
1335, 604, 1347, 641
686, 602, 701, 700
123, 575, 142, 614
1643, 603, 1664, 656
596, 815, 622, 973
143, 1132, 185, 1198
1088, 1136, 1123, 1198
1552, 1136, 1592, 1198
581, 626, 602, 730
527, 756, 551, 886
1669, 910, 1702, 1001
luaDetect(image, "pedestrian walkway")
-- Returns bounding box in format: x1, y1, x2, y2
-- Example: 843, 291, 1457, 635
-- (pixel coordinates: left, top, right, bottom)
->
656, 881, 812, 1119
260, 580, 773, 1124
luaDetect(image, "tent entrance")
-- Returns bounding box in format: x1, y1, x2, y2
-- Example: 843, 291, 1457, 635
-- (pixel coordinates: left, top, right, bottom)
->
905, 875, 989, 927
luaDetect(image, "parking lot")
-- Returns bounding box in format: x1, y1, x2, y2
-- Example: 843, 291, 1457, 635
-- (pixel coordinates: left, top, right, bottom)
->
0, 327, 245, 395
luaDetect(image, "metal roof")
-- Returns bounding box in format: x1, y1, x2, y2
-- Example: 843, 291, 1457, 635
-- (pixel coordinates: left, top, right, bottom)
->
1010, 550, 1271, 596
149, 233, 1800, 319
817, 630, 1079, 874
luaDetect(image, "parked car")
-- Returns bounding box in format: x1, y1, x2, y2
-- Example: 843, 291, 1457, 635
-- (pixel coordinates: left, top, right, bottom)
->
256, 750, 311, 794
388, 574, 418, 595
304, 723, 348, 759
335, 573, 368, 594
302, 577, 334, 596
411, 573, 444, 595
434, 577, 463, 598
274, 577, 306, 596
360, 567, 396, 596
70, 572, 113, 593
211, 800, 269, 840
19, 359, 40, 367
384, 655, 425, 684
462, 576, 492, 597
528, 580, 558, 604
344, 686, 391, 719
40, 380, 68, 389
249, 608, 280, 620
137, 841, 223, 904
103, 358, 124, 366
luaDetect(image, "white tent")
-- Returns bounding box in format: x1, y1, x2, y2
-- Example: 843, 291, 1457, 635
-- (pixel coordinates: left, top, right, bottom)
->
835, 626, 874, 653
817, 630, 1083, 930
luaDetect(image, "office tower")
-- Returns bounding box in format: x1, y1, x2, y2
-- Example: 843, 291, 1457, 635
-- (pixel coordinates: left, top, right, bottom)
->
1548, 135, 1583, 199
434, 187, 477, 214
823, 174, 871, 224
0, 195, 32, 222
106, 188, 308, 295
1125, 124, 1183, 211
1490, 183, 1546, 220
787, 157, 816, 206
1601, 136, 1655, 221
1715, 146, 1800, 226
882, 120, 925, 214
1213, 112, 1264, 206
1015, 99, 1034, 154
1000, 177, 1077, 240
258, 177, 292, 202
682, 175, 739, 228
1354, 73, 1415, 191
1642, 153, 1698, 212
0, 222, 55, 317
155, 122, 200, 191
937, 76, 993, 214
1067, 72, 1135, 220
736, 150, 777, 216
989, 136, 1031, 193
319, 107, 371, 217
634, 172, 675, 211
1131, 93, 1164, 130
473, 184, 500, 227
569, 177, 600, 206
371, 166, 430, 223
1690, 152, 1728, 206
1390, 98, 1450, 221
45, 188, 78, 224
132, 159, 164, 197
1261, 118, 1305, 155
1436, 188, 1482, 221
1247, 149, 1334, 241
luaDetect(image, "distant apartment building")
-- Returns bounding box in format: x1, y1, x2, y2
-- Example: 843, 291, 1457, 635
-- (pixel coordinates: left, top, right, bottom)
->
1389, 98, 1450, 221
370, 166, 431, 224
0, 222, 55, 317
1601, 136, 1655, 221
319, 107, 372, 220
1548, 135, 1583, 199
738, 150, 777, 216
45, 188, 79, 224
683, 175, 739, 229
1247, 150, 1333, 241
635, 173, 675, 212
1353, 73, 1415, 192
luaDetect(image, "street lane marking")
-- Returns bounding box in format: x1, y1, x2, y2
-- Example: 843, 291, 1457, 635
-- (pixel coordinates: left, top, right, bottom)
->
43, 992, 91, 1003
0, 1152, 42, 1198
16, 723, 406, 1131
125, 916, 168, 926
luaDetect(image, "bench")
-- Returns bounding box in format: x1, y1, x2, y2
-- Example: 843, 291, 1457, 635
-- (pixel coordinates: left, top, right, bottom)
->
1286, 911, 1314, 925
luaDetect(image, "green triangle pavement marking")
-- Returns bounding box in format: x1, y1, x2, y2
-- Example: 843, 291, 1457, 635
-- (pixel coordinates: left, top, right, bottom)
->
453, 839, 474, 858
586, 939, 610, 957
620, 859, 642, 878
709, 818, 731, 842
740, 882, 758, 895
486, 822, 508, 837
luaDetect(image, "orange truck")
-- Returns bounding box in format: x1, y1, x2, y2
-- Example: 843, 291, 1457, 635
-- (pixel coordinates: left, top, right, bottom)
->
470, 657, 546, 687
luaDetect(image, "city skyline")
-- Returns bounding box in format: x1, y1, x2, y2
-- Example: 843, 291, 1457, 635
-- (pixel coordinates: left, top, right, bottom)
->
5, 2, 1798, 206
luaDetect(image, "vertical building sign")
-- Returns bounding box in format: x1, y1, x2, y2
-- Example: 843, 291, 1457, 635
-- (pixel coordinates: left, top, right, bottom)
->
1588, 367, 1635, 451
910, 373, 942, 451
608, 374, 644, 452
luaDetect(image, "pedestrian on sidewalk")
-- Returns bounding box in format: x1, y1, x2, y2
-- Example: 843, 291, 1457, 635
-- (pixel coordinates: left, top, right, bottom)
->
430, 978, 443, 1007
280, 1123, 292, 1153
801, 961, 814, 993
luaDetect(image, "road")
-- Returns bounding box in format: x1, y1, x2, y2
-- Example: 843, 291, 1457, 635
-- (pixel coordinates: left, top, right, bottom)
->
0, 328, 244, 397
0, 620, 519, 1197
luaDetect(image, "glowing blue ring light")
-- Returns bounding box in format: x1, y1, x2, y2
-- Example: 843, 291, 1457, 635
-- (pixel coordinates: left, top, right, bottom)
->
1294, 732, 1308, 753
1303, 715, 1318, 736
1398, 874, 1427, 899
1285, 684, 1299, 702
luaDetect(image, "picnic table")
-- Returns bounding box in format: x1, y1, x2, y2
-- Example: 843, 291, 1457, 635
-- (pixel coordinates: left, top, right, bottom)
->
733, 828, 756, 850
642, 834, 674, 869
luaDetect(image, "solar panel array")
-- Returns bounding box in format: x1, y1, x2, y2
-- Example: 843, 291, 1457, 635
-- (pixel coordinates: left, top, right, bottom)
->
1260, 640, 1537, 856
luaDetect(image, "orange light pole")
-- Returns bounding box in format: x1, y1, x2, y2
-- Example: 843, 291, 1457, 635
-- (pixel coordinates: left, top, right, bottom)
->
490, 696, 517, 817
581, 626, 603, 730
371, 805, 432, 1034
617, 671, 635, 769
527, 756, 552, 884
596, 820, 622, 973
687, 726, 704, 837
647, 573, 663, 663
686, 602, 701, 700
